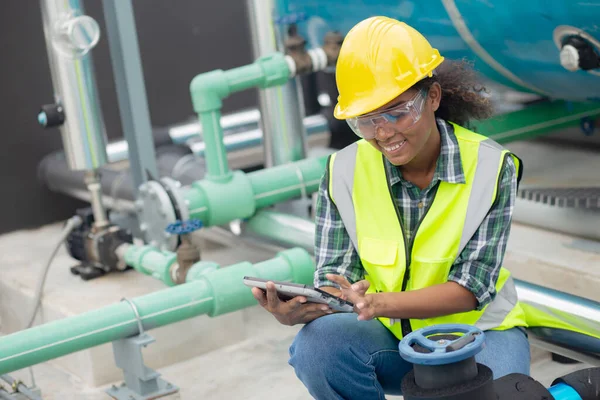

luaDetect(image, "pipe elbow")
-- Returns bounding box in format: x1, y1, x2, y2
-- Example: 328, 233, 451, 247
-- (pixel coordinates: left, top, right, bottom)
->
190, 70, 230, 113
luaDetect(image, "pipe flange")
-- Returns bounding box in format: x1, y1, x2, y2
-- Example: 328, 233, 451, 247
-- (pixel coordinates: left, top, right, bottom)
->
160, 177, 190, 222
137, 181, 178, 251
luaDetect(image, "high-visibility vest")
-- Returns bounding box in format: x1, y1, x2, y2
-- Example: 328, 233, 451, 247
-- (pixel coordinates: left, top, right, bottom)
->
327, 123, 528, 339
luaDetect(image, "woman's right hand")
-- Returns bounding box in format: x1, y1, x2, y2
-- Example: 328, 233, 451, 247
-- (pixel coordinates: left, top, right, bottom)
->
251, 281, 333, 326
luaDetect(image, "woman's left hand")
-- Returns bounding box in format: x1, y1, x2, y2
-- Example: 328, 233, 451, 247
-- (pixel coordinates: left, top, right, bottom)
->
326, 274, 376, 321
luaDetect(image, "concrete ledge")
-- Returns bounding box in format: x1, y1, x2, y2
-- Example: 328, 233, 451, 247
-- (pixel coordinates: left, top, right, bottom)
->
505, 223, 600, 302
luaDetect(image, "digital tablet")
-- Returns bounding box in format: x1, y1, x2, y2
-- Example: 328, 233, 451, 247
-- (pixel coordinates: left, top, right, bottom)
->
243, 276, 355, 313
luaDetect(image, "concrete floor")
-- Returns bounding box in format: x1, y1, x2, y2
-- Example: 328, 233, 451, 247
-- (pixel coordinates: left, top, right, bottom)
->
0, 139, 599, 399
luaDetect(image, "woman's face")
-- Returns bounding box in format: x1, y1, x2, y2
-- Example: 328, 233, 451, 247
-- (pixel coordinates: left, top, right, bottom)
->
366, 83, 441, 166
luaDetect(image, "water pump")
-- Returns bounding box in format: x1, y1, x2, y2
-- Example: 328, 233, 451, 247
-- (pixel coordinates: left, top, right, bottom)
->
398, 324, 600, 400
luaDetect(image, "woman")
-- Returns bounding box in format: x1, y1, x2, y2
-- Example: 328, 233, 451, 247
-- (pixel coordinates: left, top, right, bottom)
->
251, 16, 530, 399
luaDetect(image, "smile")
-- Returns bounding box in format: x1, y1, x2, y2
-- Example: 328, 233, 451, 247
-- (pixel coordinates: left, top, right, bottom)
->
382, 140, 407, 153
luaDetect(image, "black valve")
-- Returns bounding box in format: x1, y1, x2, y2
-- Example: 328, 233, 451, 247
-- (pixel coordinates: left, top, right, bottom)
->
38, 104, 65, 128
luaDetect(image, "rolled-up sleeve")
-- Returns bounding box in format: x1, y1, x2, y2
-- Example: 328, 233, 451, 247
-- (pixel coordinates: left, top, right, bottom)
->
448, 156, 518, 310
313, 168, 364, 288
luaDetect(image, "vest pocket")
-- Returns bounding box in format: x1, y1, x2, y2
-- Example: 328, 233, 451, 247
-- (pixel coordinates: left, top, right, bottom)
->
359, 237, 403, 292
408, 256, 455, 291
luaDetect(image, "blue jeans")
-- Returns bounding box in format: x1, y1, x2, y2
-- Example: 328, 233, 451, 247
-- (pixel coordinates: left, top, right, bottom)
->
289, 313, 530, 400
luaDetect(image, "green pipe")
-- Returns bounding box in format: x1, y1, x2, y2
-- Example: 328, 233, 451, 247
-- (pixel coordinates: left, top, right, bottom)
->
184, 155, 328, 226
124, 245, 177, 286
473, 100, 600, 144
0, 248, 314, 375
185, 261, 220, 283
244, 210, 315, 251
189, 53, 291, 182
182, 97, 598, 229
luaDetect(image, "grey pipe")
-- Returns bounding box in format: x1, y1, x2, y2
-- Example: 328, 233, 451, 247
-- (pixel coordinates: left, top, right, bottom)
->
40, 0, 108, 170
39, 145, 206, 211
513, 198, 600, 241
246, 0, 308, 168
0, 375, 41, 400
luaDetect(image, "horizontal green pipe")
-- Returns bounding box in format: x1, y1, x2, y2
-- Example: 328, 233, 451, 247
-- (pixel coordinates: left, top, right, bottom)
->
183, 155, 328, 226
185, 261, 220, 283
182, 100, 596, 228
189, 53, 291, 182
189, 53, 291, 114
249, 156, 327, 209
0, 248, 314, 375
244, 210, 315, 251
473, 100, 600, 144
124, 245, 177, 286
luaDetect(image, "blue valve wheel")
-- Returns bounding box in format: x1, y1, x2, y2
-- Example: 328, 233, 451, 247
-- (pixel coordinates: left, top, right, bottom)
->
399, 324, 485, 366
580, 117, 596, 136
274, 12, 307, 25
165, 219, 203, 235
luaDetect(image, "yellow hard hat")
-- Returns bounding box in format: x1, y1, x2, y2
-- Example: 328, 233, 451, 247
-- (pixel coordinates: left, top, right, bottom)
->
333, 16, 444, 120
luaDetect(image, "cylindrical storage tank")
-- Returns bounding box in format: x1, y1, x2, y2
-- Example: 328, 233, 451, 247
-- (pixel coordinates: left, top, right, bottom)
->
280, 0, 600, 101
39, 0, 108, 170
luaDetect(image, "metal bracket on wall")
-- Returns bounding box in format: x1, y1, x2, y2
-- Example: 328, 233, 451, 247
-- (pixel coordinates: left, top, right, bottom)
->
106, 299, 178, 400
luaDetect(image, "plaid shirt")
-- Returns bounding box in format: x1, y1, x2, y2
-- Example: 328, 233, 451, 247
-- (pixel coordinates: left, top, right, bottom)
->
314, 119, 517, 310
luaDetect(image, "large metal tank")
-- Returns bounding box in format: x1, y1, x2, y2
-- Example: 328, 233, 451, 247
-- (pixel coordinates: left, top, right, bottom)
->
278, 0, 600, 101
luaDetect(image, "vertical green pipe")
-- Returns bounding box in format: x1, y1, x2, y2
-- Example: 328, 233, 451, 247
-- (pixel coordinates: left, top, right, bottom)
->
0, 248, 315, 375
190, 53, 292, 183
198, 109, 231, 182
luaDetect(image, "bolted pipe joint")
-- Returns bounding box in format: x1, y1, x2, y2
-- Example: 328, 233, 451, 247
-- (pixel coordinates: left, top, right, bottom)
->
189, 70, 230, 113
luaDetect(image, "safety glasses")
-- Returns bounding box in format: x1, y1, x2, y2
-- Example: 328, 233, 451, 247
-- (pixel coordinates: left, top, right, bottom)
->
346, 89, 428, 140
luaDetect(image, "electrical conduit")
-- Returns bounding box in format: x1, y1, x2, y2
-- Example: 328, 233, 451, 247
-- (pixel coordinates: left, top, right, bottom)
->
0, 248, 314, 375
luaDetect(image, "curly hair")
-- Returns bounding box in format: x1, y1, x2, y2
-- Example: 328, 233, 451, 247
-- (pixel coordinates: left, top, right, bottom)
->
413, 59, 494, 127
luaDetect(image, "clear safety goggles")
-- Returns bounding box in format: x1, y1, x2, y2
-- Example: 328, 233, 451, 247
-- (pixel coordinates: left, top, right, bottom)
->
346, 89, 428, 140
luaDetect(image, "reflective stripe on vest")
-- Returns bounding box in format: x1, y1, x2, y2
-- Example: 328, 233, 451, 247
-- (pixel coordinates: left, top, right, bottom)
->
328, 123, 527, 339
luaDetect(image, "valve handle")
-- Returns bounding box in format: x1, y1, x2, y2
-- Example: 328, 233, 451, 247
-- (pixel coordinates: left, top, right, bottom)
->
580, 117, 595, 136
165, 219, 203, 235
398, 324, 485, 366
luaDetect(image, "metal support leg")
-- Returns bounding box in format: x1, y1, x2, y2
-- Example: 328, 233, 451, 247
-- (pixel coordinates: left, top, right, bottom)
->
102, 0, 158, 192
106, 299, 178, 400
